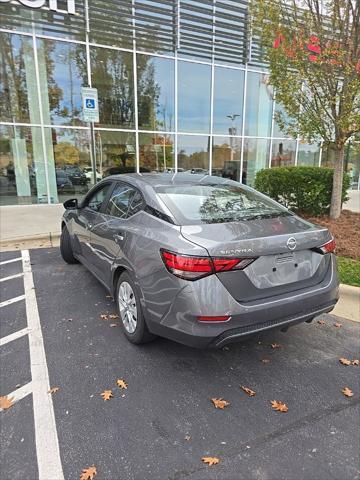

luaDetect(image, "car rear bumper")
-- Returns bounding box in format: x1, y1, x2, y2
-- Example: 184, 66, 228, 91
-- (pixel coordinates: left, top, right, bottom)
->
145, 255, 339, 348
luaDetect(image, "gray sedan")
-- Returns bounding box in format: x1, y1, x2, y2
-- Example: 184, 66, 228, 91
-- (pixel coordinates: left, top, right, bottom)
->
60, 173, 339, 348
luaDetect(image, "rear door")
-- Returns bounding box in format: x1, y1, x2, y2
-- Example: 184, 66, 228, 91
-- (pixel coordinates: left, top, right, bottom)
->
88, 182, 144, 286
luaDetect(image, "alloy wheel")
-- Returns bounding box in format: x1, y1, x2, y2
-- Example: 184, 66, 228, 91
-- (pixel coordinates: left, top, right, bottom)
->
118, 281, 138, 334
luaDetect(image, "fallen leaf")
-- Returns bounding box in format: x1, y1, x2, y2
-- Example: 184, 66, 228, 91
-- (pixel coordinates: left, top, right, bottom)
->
202, 456, 220, 466
241, 386, 256, 397
0, 396, 14, 410
317, 319, 325, 325
48, 387, 60, 395
185, 435, 191, 441
80, 465, 97, 480
100, 314, 108, 320
211, 398, 230, 409
271, 400, 288, 412
261, 358, 271, 364
110, 324, 117, 327
109, 314, 119, 319
351, 360, 359, 366
342, 387, 353, 397
334, 323, 342, 328
101, 390, 113, 401
271, 343, 281, 349
339, 357, 351, 366
116, 379, 128, 390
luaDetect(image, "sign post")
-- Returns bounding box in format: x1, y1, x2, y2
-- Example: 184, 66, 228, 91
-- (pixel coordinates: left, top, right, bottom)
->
82, 87, 99, 185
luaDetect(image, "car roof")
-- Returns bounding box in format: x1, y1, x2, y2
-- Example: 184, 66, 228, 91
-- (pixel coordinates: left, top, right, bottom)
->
108, 172, 239, 188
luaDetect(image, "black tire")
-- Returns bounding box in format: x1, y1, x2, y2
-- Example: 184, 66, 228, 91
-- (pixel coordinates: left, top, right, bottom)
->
116, 271, 156, 345
60, 225, 78, 264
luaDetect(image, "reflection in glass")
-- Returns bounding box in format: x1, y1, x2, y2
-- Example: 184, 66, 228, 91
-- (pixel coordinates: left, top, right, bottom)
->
0, 33, 39, 124
177, 135, 210, 173
245, 72, 273, 137
213, 68, 244, 135
273, 101, 292, 138
243, 138, 270, 187
37, 39, 86, 126
95, 131, 136, 177
178, 62, 211, 133
212, 137, 241, 182
49, 128, 91, 202
271, 140, 296, 167
91, 47, 134, 129
297, 143, 320, 166
0, 125, 46, 205
137, 55, 174, 132
139, 133, 174, 172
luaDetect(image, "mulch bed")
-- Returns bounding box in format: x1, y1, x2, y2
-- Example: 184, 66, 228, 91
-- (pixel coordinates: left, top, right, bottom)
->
303, 210, 360, 261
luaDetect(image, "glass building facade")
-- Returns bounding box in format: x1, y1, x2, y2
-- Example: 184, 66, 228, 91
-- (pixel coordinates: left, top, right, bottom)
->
0, 0, 358, 206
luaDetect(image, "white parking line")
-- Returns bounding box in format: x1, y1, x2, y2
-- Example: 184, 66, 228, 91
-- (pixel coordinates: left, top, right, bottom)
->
0, 382, 33, 412
0, 272, 24, 283
0, 327, 29, 347
0, 295, 25, 308
21, 250, 64, 480
0, 257, 22, 266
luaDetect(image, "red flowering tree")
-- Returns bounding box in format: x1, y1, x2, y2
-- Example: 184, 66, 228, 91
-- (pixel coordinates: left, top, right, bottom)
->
251, 0, 360, 218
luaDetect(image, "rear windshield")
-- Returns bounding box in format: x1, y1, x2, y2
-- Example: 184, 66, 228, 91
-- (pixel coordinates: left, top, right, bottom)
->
156, 184, 290, 225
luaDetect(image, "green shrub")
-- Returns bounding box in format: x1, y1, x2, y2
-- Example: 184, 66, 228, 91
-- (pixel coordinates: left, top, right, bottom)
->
254, 166, 350, 216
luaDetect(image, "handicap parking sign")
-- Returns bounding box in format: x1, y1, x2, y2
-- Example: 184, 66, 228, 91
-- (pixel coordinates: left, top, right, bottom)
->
81, 87, 99, 122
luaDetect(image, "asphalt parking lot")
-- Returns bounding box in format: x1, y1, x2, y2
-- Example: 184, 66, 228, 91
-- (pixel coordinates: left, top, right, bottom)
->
0, 247, 359, 480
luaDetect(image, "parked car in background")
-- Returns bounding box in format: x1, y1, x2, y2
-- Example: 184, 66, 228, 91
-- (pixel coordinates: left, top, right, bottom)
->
64, 165, 87, 185
83, 167, 102, 182
60, 173, 339, 348
56, 170, 75, 194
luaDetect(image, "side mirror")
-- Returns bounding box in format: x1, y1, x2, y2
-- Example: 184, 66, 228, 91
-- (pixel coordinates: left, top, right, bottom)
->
63, 198, 78, 209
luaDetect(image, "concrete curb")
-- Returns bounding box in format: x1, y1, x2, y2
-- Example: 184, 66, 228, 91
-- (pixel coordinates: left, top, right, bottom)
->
0, 232, 60, 251
332, 284, 360, 322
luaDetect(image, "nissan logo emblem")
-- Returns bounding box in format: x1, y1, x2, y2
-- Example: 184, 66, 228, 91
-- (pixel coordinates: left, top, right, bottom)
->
287, 237, 297, 250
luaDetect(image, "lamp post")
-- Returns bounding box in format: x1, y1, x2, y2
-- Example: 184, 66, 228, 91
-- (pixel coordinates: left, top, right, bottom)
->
226, 114, 241, 161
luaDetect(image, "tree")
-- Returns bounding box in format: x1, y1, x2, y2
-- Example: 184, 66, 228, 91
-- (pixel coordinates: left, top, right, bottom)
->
251, 0, 360, 218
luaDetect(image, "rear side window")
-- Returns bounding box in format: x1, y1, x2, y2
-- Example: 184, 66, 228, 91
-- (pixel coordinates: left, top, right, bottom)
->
86, 184, 111, 212
105, 183, 143, 219
155, 184, 289, 225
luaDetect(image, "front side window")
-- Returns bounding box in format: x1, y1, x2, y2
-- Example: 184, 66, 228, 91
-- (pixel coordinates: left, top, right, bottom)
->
105, 183, 143, 219
86, 184, 111, 212
156, 183, 289, 225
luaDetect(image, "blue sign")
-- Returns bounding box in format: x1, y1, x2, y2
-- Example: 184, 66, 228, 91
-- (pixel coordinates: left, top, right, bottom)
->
85, 98, 96, 109
81, 87, 99, 122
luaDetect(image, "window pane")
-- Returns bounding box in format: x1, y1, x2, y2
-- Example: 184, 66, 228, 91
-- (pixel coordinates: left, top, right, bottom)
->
177, 135, 209, 173
213, 68, 244, 135
95, 131, 136, 177
271, 140, 296, 167
137, 55, 174, 132
212, 137, 241, 182
297, 143, 320, 166
49, 128, 92, 203
178, 61, 211, 133
89, 1, 133, 49
0, 125, 46, 205
87, 184, 111, 212
106, 183, 136, 218
273, 102, 292, 138
37, 39, 87, 126
139, 133, 174, 173
243, 138, 270, 187
91, 47, 134, 129
245, 72, 273, 137
0, 33, 39, 124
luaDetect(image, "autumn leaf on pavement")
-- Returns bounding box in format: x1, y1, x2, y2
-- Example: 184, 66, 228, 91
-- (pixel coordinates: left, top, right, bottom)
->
110, 324, 118, 327
317, 319, 325, 325
262, 359, 271, 364
271, 343, 281, 349
48, 387, 60, 394
351, 360, 359, 366
101, 390, 113, 401
271, 400, 288, 412
241, 386, 256, 396
109, 314, 119, 319
0, 396, 14, 410
80, 465, 97, 480
342, 387, 354, 397
116, 379, 128, 389
211, 398, 230, 409
100, 314, 108, 320
334, 322, 342, 328
339, 358, 351, 366
184, 435, 191, 441
202, 456, 220, 466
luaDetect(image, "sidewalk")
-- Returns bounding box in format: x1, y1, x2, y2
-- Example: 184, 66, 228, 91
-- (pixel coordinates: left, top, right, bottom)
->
344, 189, 360, 213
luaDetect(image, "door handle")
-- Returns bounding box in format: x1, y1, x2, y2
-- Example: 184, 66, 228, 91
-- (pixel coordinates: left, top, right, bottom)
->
114, 233, 124, 243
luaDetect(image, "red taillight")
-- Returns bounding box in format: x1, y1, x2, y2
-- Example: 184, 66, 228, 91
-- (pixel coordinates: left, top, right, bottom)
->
161, 250, 256, 280
320, 238, 336, 254
197, 315, 230, 322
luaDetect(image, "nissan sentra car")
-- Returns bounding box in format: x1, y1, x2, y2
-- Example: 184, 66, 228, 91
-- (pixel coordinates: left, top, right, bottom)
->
60, 173, 339, 348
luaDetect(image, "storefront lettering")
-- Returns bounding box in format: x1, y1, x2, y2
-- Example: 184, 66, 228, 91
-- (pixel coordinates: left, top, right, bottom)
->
0, 0, 76, 15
